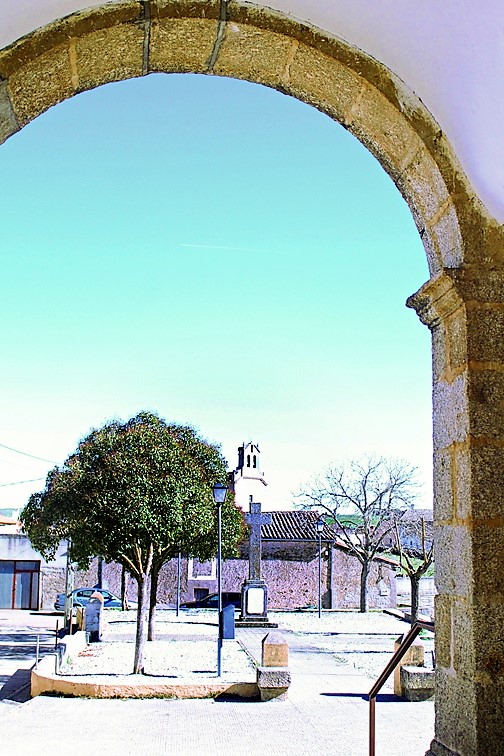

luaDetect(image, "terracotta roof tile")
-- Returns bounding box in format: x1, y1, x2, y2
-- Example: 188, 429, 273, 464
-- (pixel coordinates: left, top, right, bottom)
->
261, 510, 336, 542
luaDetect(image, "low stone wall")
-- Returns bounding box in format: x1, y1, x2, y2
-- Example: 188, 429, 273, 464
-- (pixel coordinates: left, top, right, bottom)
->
31, 654, 259, 700
36, 546, 397, 612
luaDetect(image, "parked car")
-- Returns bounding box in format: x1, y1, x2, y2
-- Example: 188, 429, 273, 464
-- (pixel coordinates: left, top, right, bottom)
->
182, 592, 241, 609
54, 588, 137, 611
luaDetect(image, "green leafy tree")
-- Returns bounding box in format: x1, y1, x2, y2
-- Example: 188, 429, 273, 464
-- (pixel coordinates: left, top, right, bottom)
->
21, 412, 244, 673
297, 457, 419, 612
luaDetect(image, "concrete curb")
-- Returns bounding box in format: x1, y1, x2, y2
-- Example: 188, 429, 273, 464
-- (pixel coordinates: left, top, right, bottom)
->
32, 633, 261, 700
31, 654, 259, 699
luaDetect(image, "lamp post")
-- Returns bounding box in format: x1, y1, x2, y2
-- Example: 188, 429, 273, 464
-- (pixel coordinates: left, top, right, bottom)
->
316, 518, 324, 619
176, 550, 181, 618
213, 481, 228, 676
64, 538, 75, 631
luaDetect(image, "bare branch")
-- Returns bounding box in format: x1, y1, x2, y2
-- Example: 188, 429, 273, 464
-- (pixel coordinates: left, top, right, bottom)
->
296, 455, 420, 611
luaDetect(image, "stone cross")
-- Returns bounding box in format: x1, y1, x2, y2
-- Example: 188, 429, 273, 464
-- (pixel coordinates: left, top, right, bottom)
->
245, 500, 272, 581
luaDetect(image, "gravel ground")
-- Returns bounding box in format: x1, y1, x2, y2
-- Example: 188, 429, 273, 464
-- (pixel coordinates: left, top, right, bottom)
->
63, 611, 255, 680
62, 609, 434, 688
63, 638, 255, 681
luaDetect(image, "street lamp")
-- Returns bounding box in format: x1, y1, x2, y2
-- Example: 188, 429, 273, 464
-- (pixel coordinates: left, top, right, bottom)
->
64, 538, 75, 631
176, 550, 181, 618
316, 518, 325, 619
213, 481, 228, 676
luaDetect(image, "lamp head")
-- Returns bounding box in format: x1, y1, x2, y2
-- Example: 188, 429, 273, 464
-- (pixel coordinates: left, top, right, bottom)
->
212, 482, 228, 504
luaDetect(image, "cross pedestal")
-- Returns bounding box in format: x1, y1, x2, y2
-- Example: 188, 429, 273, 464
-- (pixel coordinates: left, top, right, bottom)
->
241, 579, 269, 621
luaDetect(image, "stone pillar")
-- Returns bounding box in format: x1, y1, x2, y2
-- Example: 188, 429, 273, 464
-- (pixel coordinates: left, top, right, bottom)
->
257, 632, 291, 701
408, 270, 504, 756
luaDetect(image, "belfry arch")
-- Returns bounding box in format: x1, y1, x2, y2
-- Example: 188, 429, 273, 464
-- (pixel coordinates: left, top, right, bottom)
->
1, 3, 503, 755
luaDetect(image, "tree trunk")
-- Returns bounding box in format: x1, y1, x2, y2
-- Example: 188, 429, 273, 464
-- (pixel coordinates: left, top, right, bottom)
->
359, 560, 370, 613
410, 575, 420, 623
121, 566, 129, 611
133, 573, 150, 674
97, 556, 104, 589
148, 567, 159, 641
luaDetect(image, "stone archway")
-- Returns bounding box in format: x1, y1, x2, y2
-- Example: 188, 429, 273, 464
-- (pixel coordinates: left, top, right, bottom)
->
1, 3, 503, 754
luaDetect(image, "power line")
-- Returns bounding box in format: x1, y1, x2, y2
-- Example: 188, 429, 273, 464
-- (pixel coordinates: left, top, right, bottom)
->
0, 442, 57, 465
0, 477, 45, 487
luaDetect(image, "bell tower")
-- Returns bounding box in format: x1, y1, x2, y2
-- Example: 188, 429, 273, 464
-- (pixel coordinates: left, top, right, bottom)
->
232, 442, 268, 509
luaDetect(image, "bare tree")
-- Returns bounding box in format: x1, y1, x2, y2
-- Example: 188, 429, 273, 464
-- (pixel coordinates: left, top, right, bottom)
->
297, 457, 419, 612
393, 515, 434, 623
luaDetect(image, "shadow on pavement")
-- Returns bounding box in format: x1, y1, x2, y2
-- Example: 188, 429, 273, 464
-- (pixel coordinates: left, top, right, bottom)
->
320, 691, 403, 703
0, 643, 39, 662
215, 691, 261, 703
0, 668, 32, 703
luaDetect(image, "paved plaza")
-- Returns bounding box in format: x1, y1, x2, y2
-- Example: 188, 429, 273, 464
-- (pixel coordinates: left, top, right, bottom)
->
0, 609, 434, 756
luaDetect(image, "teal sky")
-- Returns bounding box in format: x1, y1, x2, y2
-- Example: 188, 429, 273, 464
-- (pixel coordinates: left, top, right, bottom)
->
0, 72, 432, 512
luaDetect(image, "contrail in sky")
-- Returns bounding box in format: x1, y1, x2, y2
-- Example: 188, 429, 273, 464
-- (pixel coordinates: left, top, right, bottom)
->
180, 243, 261, 253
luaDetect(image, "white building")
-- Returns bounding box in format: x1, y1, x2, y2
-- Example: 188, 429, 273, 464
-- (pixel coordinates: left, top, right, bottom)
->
231, 442, 268, 510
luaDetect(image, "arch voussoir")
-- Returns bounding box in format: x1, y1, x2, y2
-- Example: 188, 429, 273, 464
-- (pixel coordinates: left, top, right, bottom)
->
72, 23, 145, 93
0, 79, 19, 142
7, 42, 75, 127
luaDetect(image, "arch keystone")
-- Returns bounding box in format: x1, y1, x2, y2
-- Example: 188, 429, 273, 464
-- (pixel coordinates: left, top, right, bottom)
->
149, 17, 218, 73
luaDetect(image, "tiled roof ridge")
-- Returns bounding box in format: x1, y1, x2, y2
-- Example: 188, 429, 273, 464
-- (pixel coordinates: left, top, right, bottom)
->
261, 509, 335, 542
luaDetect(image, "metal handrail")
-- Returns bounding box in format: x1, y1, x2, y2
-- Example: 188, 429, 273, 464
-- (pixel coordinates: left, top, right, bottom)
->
368, 619, 434, 756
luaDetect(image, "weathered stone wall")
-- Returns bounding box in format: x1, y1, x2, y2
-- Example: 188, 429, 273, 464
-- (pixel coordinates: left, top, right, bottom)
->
8, 533, 394, 611
151, 543, 396, 610
153, 559, 189, 605
330, 549, 396, 610
39, 566, 65, 608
